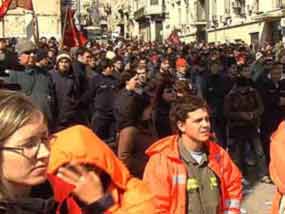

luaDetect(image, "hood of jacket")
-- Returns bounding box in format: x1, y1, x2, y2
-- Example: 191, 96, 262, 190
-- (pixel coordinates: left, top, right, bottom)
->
48, 125, 131, 201
270, 121, 285, 193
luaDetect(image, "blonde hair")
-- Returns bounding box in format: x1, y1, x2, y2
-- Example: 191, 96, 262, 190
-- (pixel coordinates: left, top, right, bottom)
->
0, 90, 43, 143
0, 90, 44, 198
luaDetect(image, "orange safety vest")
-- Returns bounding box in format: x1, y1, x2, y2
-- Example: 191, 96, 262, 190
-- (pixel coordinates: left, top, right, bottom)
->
270, 121, 285, 214
143, 135, 242, 214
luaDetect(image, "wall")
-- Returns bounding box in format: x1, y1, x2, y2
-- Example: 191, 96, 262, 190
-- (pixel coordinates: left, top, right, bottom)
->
0, 0, 61, 39
207, 21, 263, 43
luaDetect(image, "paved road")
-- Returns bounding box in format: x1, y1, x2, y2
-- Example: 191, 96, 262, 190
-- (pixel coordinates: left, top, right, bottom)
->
241, 181, 275, 214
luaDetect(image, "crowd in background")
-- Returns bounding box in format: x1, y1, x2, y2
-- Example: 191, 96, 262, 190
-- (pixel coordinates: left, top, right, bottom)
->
2, 37, 285, 182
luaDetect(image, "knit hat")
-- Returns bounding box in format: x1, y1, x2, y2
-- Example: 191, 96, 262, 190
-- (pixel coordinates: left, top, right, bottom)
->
106, 51, 116, 60
15, 39, 36, 55
176, 58, 188, 68
56, 52, 72, 64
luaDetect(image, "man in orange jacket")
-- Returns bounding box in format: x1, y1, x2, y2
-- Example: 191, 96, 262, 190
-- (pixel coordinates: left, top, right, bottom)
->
143, 95, 242, 214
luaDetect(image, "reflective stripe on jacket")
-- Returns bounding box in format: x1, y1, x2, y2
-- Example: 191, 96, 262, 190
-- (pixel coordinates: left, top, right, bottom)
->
143, 135, 242, 214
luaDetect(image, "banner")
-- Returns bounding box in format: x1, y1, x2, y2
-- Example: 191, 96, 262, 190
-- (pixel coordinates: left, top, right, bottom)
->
0, 0, 13, 18
9, 0, 33, 10
167, 30, 181, 45
62, 8, 87, 47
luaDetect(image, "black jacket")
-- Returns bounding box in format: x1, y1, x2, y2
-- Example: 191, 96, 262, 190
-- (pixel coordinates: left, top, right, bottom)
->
0, 198, 57, 214
153, 100, 172, 138
114, 88, 149, 131
50, 69, 82, 131
72, 61, 88, 95
81, 73, 119, 116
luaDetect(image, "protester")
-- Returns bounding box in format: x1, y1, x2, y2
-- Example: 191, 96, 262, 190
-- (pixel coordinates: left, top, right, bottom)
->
143, 95, 242, 214
116, 74, 157, 177
224, 76, 270, 183
81, 59, 119, 142
50, 52, 82, 131
152, 77, 176, 138
0, 90, 117, 213
7, 39, 55, 128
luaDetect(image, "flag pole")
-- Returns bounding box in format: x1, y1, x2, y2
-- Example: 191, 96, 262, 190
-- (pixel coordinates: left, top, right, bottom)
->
60, 6, 68, 49
31, 0, 39, 45
1, 0, 5, 38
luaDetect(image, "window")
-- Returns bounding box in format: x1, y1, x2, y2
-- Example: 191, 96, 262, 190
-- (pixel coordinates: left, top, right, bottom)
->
150, 0, 159, 5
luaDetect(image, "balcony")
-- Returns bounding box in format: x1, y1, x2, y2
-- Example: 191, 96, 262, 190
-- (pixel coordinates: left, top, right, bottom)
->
192, 1, 207, 25
274, 0, 285, 8
145, 6, 164, 17
134, 7, 145, 21
254, 0, 285, 21
133, 4, 164, 21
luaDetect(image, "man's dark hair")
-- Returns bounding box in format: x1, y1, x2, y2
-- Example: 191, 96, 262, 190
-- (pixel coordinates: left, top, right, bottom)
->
76, 47, 92, 58
170, 95, 208, 133
100, 59, 113, 70
113, 56, 123, 63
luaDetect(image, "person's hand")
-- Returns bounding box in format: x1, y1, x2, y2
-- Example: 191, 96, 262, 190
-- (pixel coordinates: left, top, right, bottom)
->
56, 162, 104, 205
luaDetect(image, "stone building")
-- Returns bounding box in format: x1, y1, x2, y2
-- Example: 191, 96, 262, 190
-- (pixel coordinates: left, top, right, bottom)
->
114, 0, 285, 44
207, 0, 285, 45
0, 0, 61, 39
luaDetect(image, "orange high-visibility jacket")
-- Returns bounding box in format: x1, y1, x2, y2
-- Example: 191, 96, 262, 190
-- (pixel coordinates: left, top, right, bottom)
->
47, 125, 155, 214
143, 135, 242, 214
270, 121, 285, 214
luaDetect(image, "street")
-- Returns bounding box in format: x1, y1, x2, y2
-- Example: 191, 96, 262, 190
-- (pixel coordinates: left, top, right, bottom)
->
242, 182, 275, 214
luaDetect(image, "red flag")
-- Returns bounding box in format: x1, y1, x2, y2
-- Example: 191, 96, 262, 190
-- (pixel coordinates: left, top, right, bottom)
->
23, 0, 33, 10
167, 30, 181, 45
9, 0, 33, 10
63, 8, 87, 47
0, 0, 13, 18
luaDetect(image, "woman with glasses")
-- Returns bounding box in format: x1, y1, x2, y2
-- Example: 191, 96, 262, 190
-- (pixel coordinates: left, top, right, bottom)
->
0, 90, 124, 213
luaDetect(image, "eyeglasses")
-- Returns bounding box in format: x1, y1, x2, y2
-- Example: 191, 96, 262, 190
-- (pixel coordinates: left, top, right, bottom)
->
0, 135, 52, 160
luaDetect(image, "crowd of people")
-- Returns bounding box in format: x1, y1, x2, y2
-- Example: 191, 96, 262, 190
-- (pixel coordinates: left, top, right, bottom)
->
1, 36, 285, 213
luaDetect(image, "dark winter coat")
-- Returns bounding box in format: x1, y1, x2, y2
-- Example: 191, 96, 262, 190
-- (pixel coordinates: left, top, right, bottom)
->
224, 86, 264, 136
153, 100, 172, 138
81, 73, 119, 117
8, 66, 55, 125
50, 69, 82, 131
0, 197, 57, 214
204, 74, 229, 118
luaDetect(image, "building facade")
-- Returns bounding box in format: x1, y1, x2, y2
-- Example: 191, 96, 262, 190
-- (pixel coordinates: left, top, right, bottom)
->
78, 0, 109, 31
207, 0, 285, 45
127, 0, 165, 41
115, 0, 285, 44
0, 0, 61, 39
